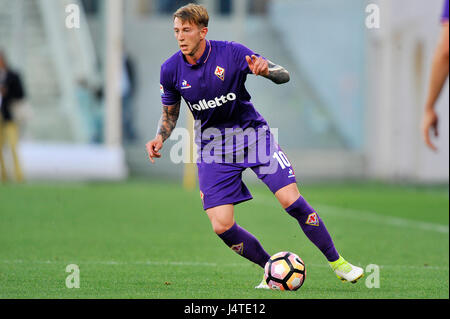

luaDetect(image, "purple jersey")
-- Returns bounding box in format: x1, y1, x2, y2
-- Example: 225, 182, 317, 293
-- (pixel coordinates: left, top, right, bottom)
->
160, 40, 296, 210
442, 0, 449, 22
160, 40, 268, 150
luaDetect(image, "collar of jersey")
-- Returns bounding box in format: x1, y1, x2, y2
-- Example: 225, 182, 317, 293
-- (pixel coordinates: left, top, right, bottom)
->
181, 39, 211, 68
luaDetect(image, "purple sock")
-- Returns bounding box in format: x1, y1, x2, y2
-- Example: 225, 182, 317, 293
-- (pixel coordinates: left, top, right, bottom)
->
285, 196, 340, 262
218, 223, 270, 268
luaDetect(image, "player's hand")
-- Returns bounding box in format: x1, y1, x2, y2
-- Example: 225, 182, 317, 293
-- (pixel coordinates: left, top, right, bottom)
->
422, 108, 439, 151
245, 55, 269, 77
146, 136, 163, 164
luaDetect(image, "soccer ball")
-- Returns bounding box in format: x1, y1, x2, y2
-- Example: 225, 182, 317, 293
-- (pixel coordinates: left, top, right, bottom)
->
264, 251, 306, 291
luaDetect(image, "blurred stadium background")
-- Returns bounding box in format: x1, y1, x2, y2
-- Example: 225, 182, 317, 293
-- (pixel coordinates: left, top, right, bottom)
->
0, 0, 447, 183
0, 0, 448, 300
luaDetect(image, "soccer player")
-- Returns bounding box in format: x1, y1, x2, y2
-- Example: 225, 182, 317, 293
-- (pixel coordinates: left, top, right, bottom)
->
0, 51, 25, 183
146, 3, 363, 287
422, 0, 449, 151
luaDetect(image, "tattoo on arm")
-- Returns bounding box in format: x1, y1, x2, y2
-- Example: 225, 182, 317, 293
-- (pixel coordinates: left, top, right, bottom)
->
263, 60, 290, 84
156, 101, 181, 142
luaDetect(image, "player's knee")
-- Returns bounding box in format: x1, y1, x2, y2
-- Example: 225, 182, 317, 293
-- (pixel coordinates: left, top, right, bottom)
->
277, 193, 303, 210
279, 197, 297, 209
211, 220, 234, 235
206, 205, 235, 234
275, 184, 301, 209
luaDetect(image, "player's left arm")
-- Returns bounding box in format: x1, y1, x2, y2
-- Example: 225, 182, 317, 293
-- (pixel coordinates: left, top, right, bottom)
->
245, 55, 290, 84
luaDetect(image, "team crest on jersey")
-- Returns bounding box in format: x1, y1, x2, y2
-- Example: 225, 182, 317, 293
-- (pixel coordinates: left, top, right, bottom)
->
306, 212, 320, 226
181, 80, 192, 89
288, 168, 295, 178
231, 242, 244, 255
214, 66, 225, 81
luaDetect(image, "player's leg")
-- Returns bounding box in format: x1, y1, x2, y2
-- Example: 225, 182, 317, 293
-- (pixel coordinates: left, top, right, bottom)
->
0, 121, 8, 182
5, 122, 23, 182
206, 204, 270, 269
252, 130, 363, 283
251, 131, 340, 261
275, 183, 340, 263
273, 181, 364, 283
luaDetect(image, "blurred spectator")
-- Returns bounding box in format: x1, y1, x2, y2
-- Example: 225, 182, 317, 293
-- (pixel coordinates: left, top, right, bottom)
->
81, 0, 100, 16
248, 0, 270, 15
0, 51, 25, 183
76, 78, 104, 144
122, 52, 137, 142
422, 0, 449, 151
219, 0, 232, 15
158, 0, 197, 14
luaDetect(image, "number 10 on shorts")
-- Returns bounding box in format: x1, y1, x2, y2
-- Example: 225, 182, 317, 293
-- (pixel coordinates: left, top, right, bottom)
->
273, 151, 291, 169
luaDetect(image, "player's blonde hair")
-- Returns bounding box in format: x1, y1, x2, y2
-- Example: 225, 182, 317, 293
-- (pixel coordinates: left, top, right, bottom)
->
173, 3, 209, 28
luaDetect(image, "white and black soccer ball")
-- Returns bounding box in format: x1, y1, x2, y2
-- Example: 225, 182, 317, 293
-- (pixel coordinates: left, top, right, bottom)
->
264, 251, 306, 291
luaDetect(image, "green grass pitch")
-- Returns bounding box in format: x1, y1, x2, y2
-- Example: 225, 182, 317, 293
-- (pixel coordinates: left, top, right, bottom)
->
0, 180, 448, 298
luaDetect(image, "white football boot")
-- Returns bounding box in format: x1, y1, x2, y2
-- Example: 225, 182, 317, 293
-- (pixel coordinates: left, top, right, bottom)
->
255, 276, 270, 289
329, 256, 364, 283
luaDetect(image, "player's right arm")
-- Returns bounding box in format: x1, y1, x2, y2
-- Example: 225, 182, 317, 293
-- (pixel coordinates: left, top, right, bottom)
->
146, 101, 181, 163
147, 60, 182, 163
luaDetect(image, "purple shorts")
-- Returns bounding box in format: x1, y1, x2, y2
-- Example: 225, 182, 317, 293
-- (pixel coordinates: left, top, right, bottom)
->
197, 129, 297, 210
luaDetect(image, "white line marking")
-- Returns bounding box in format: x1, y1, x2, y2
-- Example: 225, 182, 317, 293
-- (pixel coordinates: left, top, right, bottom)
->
0, 259, 447, 271
251, 195, 449, 234
316, 204, 449, 234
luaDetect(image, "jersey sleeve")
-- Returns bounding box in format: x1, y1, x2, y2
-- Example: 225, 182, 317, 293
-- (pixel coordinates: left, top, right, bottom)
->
160, 63, 181, 106
441, 0, 449, 22
230, 42, 264, 74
